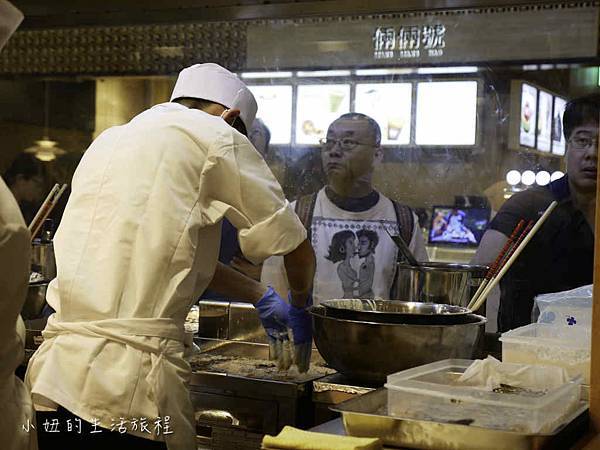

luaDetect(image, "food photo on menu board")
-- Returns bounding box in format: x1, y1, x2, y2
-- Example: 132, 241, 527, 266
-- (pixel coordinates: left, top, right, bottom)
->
248, 85, 293, 144
355, 83, 412, 145
519, 83, 538, 148
536, 90, 552, 152
296, 84, 350, 144
415, 80, 478, 146
552, 96, 567, 155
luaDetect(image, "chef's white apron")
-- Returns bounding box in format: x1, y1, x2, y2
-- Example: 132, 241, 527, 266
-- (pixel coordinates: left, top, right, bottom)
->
37, 315, 195, 450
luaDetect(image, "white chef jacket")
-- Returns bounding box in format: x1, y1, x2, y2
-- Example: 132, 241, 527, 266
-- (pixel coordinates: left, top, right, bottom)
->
25, 102, 306, 450
262, 188, 428, 304
0, 180, 37, 450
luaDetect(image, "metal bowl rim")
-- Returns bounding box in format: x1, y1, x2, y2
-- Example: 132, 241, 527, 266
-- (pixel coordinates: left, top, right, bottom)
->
310, 306, 486, 327
321, 299, 471, 316
396, 262, 489, 272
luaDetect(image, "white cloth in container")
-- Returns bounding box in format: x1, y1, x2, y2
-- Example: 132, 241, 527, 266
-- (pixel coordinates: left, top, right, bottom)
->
457, 356, 572, 391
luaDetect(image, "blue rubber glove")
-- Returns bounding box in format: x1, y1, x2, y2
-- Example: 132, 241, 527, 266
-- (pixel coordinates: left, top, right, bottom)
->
256, 287, 292, 370
288, 294, 313, 373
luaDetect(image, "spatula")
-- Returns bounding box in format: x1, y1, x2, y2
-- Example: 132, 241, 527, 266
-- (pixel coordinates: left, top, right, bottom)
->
383, 226, 420, 267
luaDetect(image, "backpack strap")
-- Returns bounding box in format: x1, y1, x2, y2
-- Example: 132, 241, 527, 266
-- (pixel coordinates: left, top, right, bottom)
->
294, 192, 318, 240
389, 200, 416, 300
391, 200, 414, 246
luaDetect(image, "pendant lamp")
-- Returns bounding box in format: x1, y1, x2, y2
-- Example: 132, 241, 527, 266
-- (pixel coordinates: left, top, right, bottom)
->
24, 82, 66, 162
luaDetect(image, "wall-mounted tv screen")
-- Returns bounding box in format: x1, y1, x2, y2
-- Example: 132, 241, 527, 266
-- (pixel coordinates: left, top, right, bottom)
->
552, 96, 567, 156
519, 83, 538, 148
429, 206, 490, 247
355, 83, 412, 145
415, 80, 478, 146
296, 84, 350, 145
536, 90, 552, 152
248, 85, 293, 144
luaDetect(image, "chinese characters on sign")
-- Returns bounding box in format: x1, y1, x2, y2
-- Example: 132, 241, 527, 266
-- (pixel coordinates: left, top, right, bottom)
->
373, 24, 446, 60
22, 416, 174, 436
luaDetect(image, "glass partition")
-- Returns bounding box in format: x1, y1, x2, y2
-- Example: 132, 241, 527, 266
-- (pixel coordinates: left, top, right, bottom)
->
0, 3, 598, 337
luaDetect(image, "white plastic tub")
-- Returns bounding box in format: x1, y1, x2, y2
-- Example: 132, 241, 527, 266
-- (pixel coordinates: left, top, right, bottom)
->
500, 323, 590, 384
385, 359, 581, 434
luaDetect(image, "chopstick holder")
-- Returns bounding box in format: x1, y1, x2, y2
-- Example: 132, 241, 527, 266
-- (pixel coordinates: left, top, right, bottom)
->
469, 201, 558, 313
468, 219, 526, 310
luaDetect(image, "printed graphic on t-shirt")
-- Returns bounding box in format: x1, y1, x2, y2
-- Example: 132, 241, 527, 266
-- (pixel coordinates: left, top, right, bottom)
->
324, 228, 380, 298
312, 217, 399, 303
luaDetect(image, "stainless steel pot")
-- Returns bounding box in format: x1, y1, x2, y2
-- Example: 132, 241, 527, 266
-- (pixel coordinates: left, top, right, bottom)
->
310, 305, 485, 384
22, 282, 49, 320
395, 262, 488, 307
31, 241, 56, 281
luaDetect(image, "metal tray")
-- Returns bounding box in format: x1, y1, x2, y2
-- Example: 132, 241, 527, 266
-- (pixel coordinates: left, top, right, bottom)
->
331, 389, 589, 450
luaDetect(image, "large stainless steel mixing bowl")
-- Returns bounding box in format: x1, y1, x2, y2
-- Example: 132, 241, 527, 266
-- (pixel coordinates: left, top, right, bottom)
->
321, 299, 472, 325
395, 262, 488, 307
310, 305, 485, 384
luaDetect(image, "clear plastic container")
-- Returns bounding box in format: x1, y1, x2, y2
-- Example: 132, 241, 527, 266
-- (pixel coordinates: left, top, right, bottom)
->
500, 323, 590, 384
385, 359, 581, 434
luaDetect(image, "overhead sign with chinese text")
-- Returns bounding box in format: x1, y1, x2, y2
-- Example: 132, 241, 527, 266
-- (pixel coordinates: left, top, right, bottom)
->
373, 24, 446, 60
247, 5, 598, 68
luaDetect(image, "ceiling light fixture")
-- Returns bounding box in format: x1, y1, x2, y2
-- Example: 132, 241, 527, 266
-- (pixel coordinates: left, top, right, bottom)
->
24, 81, 66, 162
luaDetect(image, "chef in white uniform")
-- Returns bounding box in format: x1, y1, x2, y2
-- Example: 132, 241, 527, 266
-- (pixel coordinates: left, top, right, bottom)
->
26, 63, 315, 450
0, 2, 38, 450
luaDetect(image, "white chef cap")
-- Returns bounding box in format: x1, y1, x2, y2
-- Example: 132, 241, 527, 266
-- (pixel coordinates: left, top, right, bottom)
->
0, 0, 23, 52
170, 63, 257, 131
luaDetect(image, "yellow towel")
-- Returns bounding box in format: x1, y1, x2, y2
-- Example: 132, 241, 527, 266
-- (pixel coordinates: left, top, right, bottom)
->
262, 426, 382, 450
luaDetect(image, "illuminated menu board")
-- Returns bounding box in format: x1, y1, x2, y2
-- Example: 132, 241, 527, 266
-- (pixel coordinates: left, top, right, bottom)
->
355, 83, 412, 145
552, 96, 567, 156
248, 85, 293, 144
296, 84, 350, 144
519, 83, 538, 148
536, 90, 552, 152
415, 80, 478, 146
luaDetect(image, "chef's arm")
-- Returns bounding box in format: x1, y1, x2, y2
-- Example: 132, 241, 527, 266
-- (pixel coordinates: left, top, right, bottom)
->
471, 229, 508, 265
283, 238, 315, 308
207, 262, 267, 305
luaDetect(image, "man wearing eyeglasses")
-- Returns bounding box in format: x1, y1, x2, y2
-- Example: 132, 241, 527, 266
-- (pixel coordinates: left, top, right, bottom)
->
473, 94, 599, 332
263, 113, 427, 304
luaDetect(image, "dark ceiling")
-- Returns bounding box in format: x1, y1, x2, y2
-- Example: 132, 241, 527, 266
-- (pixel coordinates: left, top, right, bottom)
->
12, 0, 561, 28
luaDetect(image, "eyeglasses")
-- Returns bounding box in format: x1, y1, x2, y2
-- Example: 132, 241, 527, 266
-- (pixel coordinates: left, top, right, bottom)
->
569, 135, 599, 151
319, 137, 376, 151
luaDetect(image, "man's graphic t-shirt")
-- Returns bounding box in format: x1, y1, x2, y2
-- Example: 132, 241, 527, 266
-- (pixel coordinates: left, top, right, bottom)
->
262, 188, 427, 304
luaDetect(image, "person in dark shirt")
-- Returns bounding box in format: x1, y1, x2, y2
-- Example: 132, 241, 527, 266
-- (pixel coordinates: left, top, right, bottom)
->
473, 94, 599, 331
2, 153, 45, 225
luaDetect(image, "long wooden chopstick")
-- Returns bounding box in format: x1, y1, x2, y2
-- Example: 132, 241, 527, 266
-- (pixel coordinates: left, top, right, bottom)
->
468, 220, 533, 310
468, 219, 527, 310
29, 183, 68, 241
470, 201, 558, 313
28, 183, 59, 231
